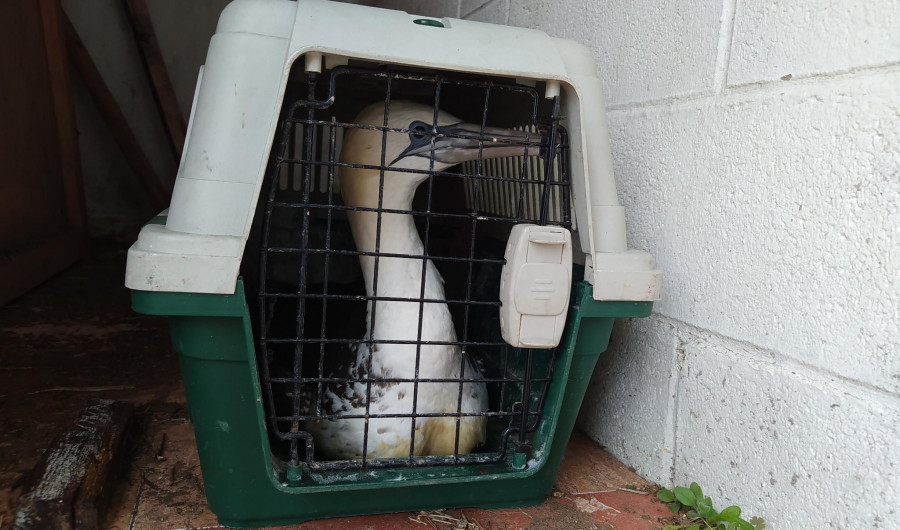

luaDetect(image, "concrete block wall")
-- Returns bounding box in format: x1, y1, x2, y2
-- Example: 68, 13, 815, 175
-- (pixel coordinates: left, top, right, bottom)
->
373, 1, 900, 527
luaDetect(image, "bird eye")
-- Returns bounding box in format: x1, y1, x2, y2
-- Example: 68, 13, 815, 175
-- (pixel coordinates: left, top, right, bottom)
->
408, 121, 430, 141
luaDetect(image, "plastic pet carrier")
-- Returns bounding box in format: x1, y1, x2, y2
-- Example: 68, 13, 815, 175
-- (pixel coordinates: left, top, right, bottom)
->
125, 0, 662, 526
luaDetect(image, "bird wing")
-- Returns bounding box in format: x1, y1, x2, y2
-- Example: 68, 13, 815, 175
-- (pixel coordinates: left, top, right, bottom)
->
305, 341, 488, 459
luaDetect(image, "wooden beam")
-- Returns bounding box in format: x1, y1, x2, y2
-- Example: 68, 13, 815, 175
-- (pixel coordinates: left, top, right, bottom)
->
13, 400, 134, 530
39, 0, 88, 236
62, 12, 170, 210
122, 0, 186, 161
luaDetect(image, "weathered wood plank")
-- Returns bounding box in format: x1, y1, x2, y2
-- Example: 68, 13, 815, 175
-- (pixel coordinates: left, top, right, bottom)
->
13, 400, 134, 530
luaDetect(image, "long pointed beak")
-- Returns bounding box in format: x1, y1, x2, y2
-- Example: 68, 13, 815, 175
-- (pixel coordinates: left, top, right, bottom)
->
393, 123, 543, 166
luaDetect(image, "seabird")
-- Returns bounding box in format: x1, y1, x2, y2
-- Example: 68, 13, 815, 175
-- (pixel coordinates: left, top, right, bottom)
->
306, 101, 541, 460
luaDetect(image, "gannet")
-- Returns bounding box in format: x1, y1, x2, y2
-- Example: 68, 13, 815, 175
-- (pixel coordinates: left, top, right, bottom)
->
306, 101, 541, 460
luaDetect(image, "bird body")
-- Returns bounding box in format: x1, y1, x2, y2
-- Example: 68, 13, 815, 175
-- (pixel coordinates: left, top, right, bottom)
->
305, 101, 540, 460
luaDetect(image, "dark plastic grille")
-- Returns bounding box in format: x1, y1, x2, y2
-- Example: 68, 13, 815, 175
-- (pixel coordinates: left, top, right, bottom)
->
249, 65, 571, 473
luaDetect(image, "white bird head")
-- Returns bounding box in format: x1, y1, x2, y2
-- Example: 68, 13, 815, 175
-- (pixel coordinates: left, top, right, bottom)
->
341, 101, 543, 202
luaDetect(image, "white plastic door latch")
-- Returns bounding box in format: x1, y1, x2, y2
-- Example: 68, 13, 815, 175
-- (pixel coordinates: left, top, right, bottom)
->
499, 224, 572, 348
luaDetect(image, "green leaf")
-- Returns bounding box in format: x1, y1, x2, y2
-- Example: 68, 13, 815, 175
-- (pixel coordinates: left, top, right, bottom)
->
696, 496, 716, 519
657, 488, 676, 503
686, 525, 701, 530
735, 520, 755, 530
712, 505, 742, 523
667, 501, 683, 514
662, 526, 680, 530
686, 509, 700, 519
674, 486, 697, 507
690, 482, 704, 500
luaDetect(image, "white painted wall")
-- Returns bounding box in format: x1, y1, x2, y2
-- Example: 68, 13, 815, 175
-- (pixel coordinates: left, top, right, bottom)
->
375, 1, 900, 527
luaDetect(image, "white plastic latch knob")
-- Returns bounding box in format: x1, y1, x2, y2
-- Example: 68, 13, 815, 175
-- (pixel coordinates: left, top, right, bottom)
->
499, 224, 573, 348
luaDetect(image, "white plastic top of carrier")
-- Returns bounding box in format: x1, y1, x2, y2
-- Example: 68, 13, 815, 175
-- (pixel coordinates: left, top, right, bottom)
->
125, 0, 662, 301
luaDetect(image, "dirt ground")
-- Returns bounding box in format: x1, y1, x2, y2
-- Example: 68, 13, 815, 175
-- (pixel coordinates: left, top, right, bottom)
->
0, 250, 679, 530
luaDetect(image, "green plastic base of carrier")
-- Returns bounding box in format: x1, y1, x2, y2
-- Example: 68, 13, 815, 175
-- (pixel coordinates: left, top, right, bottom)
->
130, 279, 652, 528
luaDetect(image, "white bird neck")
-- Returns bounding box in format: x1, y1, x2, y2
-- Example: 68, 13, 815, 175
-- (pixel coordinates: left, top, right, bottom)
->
342, 168, 454, 349
342, 168, 433, 299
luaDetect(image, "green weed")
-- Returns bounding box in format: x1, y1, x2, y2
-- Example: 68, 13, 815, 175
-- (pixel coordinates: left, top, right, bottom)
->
657, 482, 765, 530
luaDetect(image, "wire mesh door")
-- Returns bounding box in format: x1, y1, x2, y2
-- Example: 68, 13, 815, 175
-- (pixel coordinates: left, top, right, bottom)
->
251, 65, 572, 472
